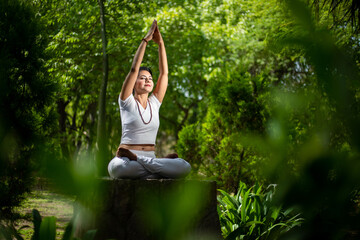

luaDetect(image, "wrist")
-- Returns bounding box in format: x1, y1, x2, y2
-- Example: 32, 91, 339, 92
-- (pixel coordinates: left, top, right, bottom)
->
142, 38, 149, 44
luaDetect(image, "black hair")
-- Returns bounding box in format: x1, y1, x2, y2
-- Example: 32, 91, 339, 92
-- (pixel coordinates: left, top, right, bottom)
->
139, 66, 152, 76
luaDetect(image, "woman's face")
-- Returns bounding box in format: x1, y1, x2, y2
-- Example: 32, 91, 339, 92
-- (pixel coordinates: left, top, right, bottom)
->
134, 70, 154, 94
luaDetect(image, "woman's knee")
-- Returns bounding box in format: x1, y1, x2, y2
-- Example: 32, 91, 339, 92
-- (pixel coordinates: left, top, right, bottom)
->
108, 156, 148, 179
108, 157, 126, 178
181, 159, 192, 175
169, 158, 191, 177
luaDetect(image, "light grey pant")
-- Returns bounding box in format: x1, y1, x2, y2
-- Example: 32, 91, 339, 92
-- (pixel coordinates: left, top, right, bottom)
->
108, 150, 191, 179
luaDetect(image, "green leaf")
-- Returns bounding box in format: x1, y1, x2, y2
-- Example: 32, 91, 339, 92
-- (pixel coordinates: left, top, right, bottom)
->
61, 221, 73, 240
82, 230, 97, 240
270, 207, 281, 221
219, 189, 240, 210
282, 207, 294, 216
228, 209, 241, 222
225, 226, 244, 240
284, 0, 315, 32
217, 196, 227, 207
244, 220, 264, 227
252, 195, 263, 220
32, 209, 42, 240
254, 182, 262, 195
241, 188, 251, 223
39, 217, 56, 240
260, 222, 288, 237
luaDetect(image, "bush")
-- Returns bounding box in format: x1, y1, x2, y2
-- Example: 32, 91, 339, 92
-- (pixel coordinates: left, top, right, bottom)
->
217, 181, 303, 240
177, 74, 269, 191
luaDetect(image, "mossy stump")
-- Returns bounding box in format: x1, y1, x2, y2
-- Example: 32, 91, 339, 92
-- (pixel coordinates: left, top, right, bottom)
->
74, 178, 222, 240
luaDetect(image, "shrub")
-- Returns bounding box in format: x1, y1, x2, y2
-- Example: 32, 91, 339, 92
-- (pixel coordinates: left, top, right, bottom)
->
217, 181, 303, 240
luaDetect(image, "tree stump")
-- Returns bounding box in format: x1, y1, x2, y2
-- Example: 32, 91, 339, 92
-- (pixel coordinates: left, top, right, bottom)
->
74, 178, 223, 240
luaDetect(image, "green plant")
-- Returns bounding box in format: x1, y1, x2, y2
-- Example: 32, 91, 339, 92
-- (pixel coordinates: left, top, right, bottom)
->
30, 209, 96, 240
217, 181, 303, 240
0, 220, 24, 240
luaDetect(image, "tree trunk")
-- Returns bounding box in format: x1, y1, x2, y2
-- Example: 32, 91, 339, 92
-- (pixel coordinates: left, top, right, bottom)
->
96, 0, 109, 176
57, 98, 71, 161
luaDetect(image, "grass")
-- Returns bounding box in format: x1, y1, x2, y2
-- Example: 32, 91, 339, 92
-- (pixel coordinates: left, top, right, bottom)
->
14, 188, 75, 240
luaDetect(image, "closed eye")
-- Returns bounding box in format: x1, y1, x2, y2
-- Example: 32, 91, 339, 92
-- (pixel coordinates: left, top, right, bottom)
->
140, 77, 153, 81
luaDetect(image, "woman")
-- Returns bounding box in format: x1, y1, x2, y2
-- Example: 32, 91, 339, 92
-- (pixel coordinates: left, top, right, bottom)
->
108, 20, 191, 179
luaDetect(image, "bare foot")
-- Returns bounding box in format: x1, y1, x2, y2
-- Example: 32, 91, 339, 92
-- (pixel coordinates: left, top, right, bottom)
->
116, 147, 137, 161
164, 153, 178, 159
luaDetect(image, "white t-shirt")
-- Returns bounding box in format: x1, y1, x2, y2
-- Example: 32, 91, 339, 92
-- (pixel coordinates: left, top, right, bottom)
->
119, 94, 161, 145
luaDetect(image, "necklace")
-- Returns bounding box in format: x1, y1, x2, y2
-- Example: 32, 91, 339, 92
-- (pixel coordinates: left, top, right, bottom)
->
135, 98, 152, 125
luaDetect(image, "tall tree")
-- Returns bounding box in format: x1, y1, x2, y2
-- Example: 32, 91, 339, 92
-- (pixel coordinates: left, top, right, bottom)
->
0, 0, 57, 222
96, 0, 109, 175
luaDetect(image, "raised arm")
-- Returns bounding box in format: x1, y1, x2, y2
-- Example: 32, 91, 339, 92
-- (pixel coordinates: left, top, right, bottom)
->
152, 25, 168, 103
120, 20, 157, 101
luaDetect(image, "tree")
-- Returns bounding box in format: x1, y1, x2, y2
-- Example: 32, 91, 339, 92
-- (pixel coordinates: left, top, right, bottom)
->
0, 0, 57, 223
176, 0, 309, 191
96, 0, 109, 176
314, 0, 360, 32
177, 0, 360, 192
31, 0, 213, 161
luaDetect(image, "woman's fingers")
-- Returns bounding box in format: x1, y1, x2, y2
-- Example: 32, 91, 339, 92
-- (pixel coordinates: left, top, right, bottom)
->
144, 19, 157, 42
155, 25, 160, 34
153, 25, 163, 45
151, 19, 157, 30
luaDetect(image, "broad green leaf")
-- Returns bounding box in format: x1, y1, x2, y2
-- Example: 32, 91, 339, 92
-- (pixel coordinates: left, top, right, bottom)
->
39, 217, 56, 240
271, 207, 281, 221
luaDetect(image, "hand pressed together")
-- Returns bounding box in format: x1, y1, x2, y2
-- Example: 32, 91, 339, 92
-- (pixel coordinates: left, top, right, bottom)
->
152, 25, 163, 45
143, 19, 157, 42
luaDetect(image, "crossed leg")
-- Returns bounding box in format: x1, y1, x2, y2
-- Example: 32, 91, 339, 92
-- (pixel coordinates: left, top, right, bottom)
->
108, 148, 191, 179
